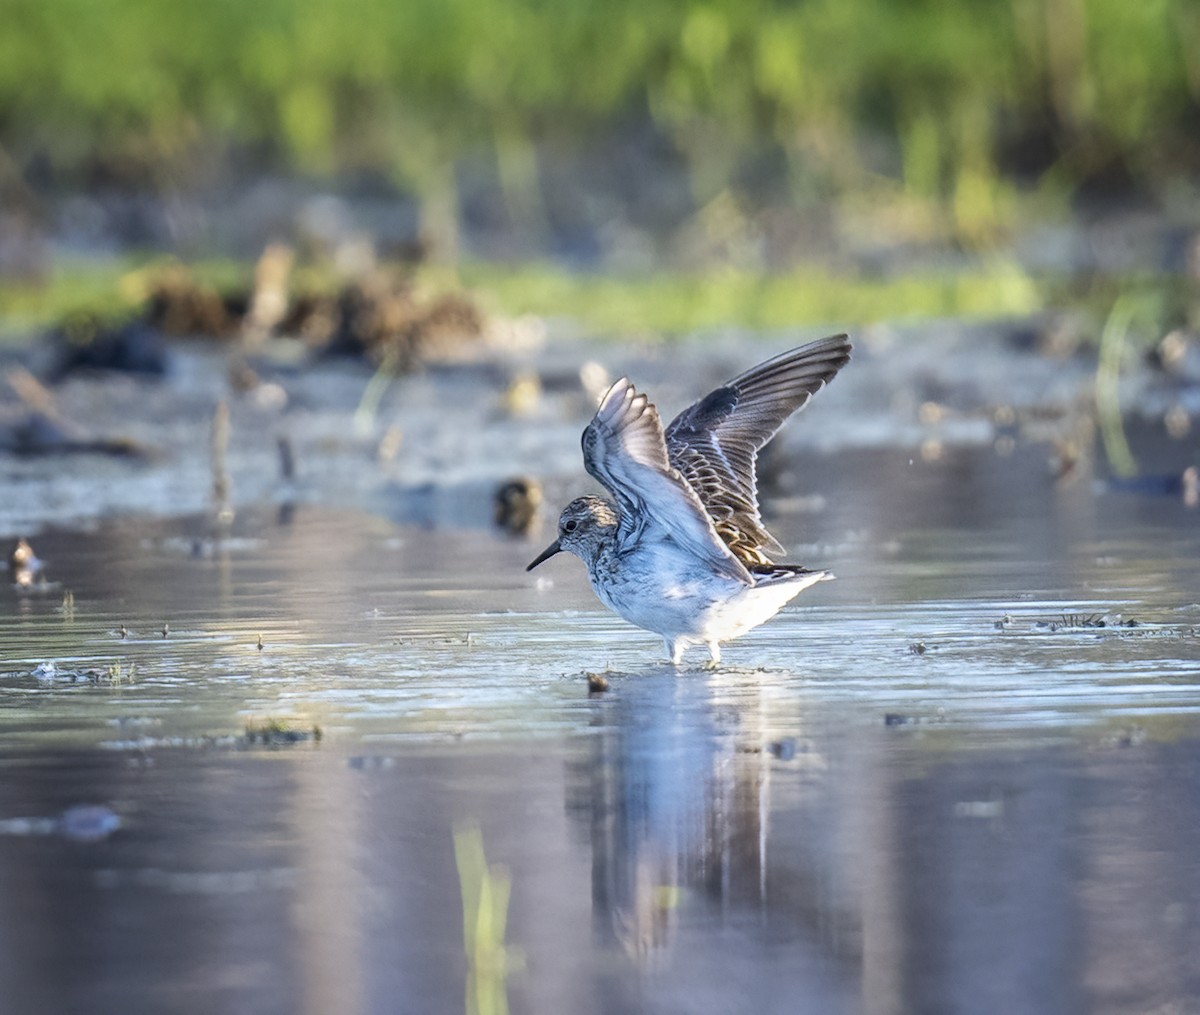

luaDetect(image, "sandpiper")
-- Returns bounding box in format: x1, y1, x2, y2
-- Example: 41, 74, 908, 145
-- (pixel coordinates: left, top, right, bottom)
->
528, 335, 852, 664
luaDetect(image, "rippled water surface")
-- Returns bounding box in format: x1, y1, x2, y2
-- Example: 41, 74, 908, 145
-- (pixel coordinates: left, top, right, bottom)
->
2, 445, 1199, 1015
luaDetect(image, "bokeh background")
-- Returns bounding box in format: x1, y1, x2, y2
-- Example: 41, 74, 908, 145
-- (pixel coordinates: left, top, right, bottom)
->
2, 0, 1199, 337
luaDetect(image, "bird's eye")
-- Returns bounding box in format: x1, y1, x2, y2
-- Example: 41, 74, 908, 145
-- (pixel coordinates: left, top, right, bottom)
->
564, 519, 578, 533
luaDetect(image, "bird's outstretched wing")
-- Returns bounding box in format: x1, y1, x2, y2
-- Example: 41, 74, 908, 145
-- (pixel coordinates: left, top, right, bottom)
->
582, 378, 750, 583
664, 335, 851, 565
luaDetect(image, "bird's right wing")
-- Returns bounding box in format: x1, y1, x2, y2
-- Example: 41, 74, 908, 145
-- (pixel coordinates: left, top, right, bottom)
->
582, 378, 750, 583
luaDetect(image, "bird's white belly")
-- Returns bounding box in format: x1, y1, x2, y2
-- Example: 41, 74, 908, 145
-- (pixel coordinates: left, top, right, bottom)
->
592, 571, 720, 638
587, 543, 810, 644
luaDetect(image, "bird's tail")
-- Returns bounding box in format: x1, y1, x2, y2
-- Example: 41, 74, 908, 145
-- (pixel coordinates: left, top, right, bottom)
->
749, 564, 833, 586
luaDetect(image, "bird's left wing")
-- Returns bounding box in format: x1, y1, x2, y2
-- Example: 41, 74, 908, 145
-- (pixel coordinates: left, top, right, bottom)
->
582, 378, 750, 583
665, 335, 851, 564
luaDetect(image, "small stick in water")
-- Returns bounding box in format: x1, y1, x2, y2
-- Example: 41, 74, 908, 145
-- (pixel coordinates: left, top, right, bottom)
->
277, 435, 296, 482
211, 400, 233, 523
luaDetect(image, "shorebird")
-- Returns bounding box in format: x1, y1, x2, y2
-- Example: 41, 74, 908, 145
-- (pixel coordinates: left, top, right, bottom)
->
527, 335, 852, 664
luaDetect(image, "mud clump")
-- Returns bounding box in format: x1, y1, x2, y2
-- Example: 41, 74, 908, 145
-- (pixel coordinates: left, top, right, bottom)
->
45, 252, 488, 380
49, 313, 169, 377
144, 264, 245, 339
493, 477, 542, 536
310, 271, 486, 369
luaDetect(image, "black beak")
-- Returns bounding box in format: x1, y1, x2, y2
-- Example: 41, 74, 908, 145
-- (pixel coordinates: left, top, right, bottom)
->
526, 539, 562, 571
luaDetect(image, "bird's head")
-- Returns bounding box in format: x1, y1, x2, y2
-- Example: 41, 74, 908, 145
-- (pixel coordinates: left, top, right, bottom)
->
526, 496, 618, 570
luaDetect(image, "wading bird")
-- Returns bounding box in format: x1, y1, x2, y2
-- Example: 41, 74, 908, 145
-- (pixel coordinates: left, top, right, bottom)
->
528, 335, 851, 664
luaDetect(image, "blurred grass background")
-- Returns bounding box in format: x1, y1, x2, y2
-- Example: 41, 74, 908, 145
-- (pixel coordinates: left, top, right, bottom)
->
1, 0, 1198, 332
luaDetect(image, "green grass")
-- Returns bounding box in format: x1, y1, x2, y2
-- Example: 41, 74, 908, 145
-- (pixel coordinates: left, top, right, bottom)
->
0, 0, 1196, 224
3, 252, 1188, 348
1, 252, 1045, 342
464, 258, 1044, 335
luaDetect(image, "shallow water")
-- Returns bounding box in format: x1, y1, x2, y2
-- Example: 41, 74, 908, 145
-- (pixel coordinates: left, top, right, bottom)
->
2, 443, 1199, 1015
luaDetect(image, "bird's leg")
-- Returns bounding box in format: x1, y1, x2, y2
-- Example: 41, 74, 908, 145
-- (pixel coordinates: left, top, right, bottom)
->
706, 641, 722, 666
665, 638, 684, 666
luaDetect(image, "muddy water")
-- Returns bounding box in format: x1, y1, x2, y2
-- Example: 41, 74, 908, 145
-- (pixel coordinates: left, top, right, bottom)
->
1, 443, 1199, 1015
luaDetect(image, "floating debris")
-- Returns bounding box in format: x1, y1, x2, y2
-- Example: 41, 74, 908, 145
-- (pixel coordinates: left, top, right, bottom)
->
767, 738, 797, 760
908, 641, 927, 655
29, 662, 135, 685
884, 713, 916, 726
1057, 613, 1104, 630
1029, 613, 1143, 632
586, 672, 609, 693
243, 718, 322, 746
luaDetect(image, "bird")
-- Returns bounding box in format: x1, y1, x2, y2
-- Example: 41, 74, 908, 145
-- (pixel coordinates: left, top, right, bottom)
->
527, 335, 852, 664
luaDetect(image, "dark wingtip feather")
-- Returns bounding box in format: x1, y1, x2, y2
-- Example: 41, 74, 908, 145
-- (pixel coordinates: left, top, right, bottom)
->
664, 334, 853, 566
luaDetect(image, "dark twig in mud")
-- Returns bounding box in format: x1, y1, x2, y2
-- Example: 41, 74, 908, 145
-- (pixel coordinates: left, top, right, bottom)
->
1057, 613, 1108, 629
4, 367, 153, 458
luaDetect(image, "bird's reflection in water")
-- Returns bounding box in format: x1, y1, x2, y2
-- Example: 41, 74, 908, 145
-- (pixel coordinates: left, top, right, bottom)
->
563, 671, 1200, 1015
565, 670, 844, 971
